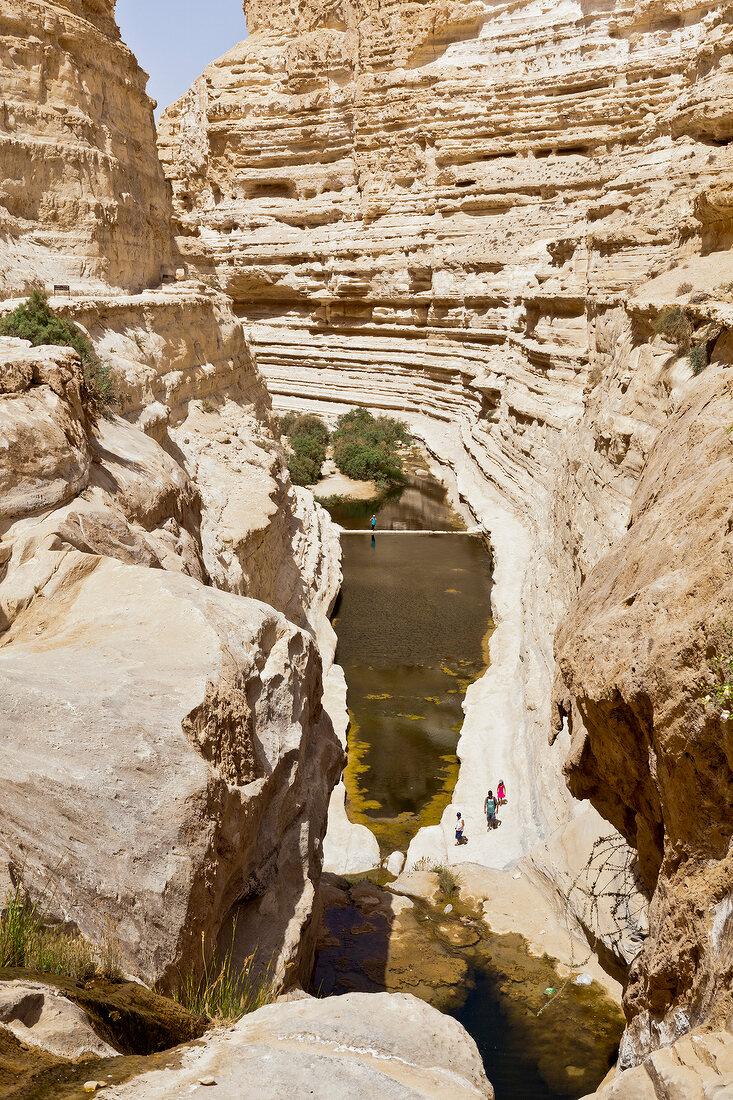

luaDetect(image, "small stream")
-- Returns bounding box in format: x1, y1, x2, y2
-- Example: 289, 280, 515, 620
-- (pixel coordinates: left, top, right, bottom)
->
319, 468, 624, 1099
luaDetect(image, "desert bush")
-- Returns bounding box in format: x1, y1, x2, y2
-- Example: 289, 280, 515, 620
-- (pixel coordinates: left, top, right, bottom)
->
689, 291, 710, 304
0, 291, 113, 411
689, 342, 708, 376
431, 863, 459, 898
653, 306, 692, 352
200, 398, 216, 414
172, 924, 276, 1023
332, 408, 409, 486
279, 413, 330, 486
676, 281, 693, 295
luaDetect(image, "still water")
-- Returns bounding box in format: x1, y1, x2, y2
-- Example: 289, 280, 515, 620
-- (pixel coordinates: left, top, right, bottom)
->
334, 531, 493, 854
320, 474, 624, 1100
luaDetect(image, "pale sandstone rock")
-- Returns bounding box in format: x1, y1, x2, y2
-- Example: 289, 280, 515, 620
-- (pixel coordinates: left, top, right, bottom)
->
582, 1027, 733, 1099
0, 981, 117, 1060
105, 992, 494, 1099
386, 851, 406, 877
0, 551, 342, 988
0, 0, 172, 294
159, 0, 733, 1062
0, 341, 91, 523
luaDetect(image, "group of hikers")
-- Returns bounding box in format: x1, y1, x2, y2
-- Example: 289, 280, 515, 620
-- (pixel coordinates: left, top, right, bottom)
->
454, 780, 507, 845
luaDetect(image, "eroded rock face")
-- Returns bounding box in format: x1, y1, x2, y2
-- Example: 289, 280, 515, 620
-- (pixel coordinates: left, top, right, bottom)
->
105, 992, 494, 1099
0, 550, 341, 989
0, 0, 172, 294
554, 366, 733, 1058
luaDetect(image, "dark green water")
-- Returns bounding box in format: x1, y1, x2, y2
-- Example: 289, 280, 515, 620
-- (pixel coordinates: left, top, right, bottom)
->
333, 531, 493, 854
321, 469, 464, 531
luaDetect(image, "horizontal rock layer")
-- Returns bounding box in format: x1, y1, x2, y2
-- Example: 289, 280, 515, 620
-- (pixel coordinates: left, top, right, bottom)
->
0, 0, 172, 294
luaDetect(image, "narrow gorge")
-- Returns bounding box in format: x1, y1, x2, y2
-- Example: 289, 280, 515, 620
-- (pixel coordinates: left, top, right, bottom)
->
0, 0, 731, 1096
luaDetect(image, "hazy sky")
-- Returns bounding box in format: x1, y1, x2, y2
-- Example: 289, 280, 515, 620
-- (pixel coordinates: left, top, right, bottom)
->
116, 0, 248, 118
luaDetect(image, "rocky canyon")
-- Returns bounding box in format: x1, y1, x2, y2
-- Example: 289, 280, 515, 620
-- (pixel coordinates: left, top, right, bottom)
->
0, 0, 732, 1095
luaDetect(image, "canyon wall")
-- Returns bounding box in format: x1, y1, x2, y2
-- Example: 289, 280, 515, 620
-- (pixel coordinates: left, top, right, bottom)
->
0, 0, 173, 294
159, 0, 733, 1073
0, 0, 344, 992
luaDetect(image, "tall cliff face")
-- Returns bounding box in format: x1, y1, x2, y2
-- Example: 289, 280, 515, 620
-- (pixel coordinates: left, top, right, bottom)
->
0, 0, 172, 293
159, 0, 733, 1071
0, 0, 344, 991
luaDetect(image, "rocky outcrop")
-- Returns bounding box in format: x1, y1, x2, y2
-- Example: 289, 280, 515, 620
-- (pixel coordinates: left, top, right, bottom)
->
554, 364, 733, 1060
0, 0, 172, 294
105, 992, 494, 1099
0, 981, 117, 1060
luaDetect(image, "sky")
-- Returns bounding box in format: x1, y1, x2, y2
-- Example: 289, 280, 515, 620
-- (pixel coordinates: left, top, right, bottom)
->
116, 0, 248, 118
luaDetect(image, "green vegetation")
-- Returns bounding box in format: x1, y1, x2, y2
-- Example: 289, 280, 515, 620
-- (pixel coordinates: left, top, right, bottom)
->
653, 305, 693, 353
431, 863, 459, 899
279, 413, 330, 486
0, 290, 113, 411
1, 881, 98, 981
700, 623, 733, 722
689, 342, 708, 375
172, 923, 276, 1024
332, 408, 410, 486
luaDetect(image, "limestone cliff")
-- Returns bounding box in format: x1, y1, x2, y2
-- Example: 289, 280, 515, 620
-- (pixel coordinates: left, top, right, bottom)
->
159, 0, 733, 1075
0, 0, 172, 294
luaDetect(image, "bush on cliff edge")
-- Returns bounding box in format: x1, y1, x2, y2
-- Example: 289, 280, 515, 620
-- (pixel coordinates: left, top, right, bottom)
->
279, 413, 330, 486
0, 290, 113, 412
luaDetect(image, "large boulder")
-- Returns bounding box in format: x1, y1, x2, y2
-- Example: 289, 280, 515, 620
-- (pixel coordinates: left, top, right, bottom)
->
105, 991, 494, 1099
0, 551, 342, 989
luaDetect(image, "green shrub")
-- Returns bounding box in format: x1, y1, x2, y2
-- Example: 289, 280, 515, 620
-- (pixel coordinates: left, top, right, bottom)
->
653, 306, 692, 353
172, 921, 276, 1023
431, 863, 459, 899
280, 413, 329, 486
332, 408, 409, 487
689, 342, 708, 375
0, 291, 113, 411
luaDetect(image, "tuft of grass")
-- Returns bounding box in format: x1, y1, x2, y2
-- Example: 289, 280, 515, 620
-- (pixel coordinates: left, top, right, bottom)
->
431, 863, 459, 899
332, 408, 410, 487
676, 281, 693, 295
653, 305, 692, 353
172, 923, 276, 1024
0, 290, 113, 412
200, 397, 216, 414
689, 342, 708, 376
0, 881, 96, 980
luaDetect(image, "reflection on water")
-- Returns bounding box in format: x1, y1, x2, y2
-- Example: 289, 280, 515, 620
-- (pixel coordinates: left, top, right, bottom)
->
321, 469, 464, 531
333, 531, 493, 855
312, 880, 625, 1100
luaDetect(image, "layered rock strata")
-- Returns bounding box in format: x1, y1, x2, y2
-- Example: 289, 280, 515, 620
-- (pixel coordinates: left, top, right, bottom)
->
159, 0, 733, 1074
0, 0, 172, 294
